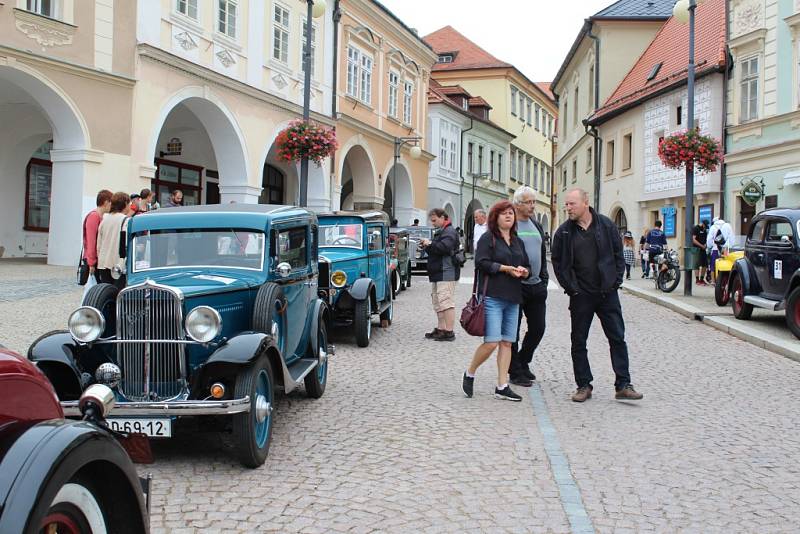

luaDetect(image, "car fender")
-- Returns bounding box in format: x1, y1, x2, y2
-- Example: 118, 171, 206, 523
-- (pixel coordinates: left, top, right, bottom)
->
349, 277, 374, 302
731, 258, 757, 295
0, 420, 148, 534
308, 300, 330, 357
27, 331, 85, 400
785, 269, 800, 299
203, 332, 288, 390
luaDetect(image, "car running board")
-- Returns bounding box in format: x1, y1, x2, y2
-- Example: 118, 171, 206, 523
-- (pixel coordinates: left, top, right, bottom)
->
743, 295, 784, 311
281, 358, 318, 392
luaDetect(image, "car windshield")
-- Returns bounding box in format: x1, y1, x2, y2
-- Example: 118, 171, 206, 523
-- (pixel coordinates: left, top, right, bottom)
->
320, 224, 363, 248
132, 229, 266, 272
405, 228, 432, 239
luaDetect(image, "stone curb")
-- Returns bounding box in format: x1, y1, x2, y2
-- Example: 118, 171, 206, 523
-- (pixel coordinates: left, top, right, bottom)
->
620, 285, 800, 364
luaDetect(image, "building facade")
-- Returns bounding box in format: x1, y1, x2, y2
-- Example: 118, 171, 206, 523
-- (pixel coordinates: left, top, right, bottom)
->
586, 0, 727, 247
551, 0, 673, 223
423, 26, 556, 233
332, 0, 437, 226
724, 0, 800, 235
426, 80, 514, 247
1, 0, 337, 265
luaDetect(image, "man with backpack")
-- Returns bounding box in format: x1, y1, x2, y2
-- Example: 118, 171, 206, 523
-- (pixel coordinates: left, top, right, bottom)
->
646, 221, 668, 276
509, 187, 548, 387
706, 218, 733, 283
420, 208, 462, 341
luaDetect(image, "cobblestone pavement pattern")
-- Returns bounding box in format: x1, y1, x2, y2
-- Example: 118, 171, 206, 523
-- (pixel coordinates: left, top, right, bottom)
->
2, 259, 799, 533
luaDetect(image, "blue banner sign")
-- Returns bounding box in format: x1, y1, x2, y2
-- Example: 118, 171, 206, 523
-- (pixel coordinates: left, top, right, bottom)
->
698, 204, 713, 224
661, 206, 676, 237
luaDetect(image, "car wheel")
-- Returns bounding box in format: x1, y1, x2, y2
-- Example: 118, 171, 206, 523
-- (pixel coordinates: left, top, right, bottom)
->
82, 283, 118, 338
40, 481, 108, 534
731, 272, 753, 320
354, 297, 371, 348
233, 355, 274, 468
399, 269, 406, 291
380, 298, 393, 326
714, 272, 730, 306
252, 283, 287, 355
391, 271, 399, 298
785, 286, 800, 340
304, 321, 328, 398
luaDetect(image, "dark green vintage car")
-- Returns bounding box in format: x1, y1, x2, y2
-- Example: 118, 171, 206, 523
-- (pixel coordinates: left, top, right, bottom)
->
389, 228, 412, 294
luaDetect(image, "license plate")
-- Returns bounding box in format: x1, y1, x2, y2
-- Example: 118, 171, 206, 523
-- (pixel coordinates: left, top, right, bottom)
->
108, 418, 172, 437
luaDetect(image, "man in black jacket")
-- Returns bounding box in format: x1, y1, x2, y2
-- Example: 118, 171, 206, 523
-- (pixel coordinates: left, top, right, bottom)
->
509, 186, 549, 387
552, 189, 643, 402
420, 208, 461, 341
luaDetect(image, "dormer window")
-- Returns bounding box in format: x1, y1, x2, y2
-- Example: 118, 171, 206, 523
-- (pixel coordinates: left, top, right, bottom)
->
462, 98, 469, 111
438, 54, 453, 63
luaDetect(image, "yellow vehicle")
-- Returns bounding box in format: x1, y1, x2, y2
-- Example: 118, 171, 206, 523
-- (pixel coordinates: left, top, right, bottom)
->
714, 236, 746, 306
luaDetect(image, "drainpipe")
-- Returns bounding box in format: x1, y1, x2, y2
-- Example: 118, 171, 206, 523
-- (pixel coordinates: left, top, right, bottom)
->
588, 24, 601, 209
328, 0, 342, 210
720, 0, 730, 221
459, 117, 474, 247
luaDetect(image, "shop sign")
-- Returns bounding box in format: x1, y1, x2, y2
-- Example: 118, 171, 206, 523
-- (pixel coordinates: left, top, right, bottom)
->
661, 205, 676, 238
741, 179, 764, 207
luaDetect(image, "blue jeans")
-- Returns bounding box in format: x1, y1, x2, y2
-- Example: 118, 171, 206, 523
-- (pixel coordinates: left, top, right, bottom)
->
483, 296, 520, 343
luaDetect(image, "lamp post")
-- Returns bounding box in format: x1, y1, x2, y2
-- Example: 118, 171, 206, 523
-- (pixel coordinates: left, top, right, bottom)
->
392, 136, 422, 222
673, 0, 698, 296
299, 0, 327, 207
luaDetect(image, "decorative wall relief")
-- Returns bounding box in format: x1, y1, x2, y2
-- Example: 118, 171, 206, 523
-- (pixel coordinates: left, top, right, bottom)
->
14, 9, 75, 48
272, 73, 288, 90
215, 49, 236, 68
732, 0, 765, 38
174, 31, 198, 51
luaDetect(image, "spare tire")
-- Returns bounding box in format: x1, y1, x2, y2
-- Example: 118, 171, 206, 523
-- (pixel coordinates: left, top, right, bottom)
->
82, 283, 119, 338
252, 283, 287, 355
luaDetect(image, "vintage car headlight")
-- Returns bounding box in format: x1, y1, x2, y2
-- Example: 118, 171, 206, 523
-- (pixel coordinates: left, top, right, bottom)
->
331, 270, 347, 288
68, 306, 105, 343
185, 306, 222, 343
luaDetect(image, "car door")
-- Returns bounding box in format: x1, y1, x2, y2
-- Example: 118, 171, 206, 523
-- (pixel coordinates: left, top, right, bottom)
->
763, 218, 795, 299
745, 218, 767, 294
367, 224, 387, 303
274, 224, 311, 361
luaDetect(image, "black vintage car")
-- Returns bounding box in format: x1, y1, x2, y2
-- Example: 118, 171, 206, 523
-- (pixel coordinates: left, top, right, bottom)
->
389, 228, 412, 294
729, 208, 800, 339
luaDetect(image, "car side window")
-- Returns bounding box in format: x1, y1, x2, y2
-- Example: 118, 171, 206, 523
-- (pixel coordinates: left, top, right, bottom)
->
277, 227, 308, 270
368, 227, 383, 251
765, 220, 793, 243
748, 220, 766, 243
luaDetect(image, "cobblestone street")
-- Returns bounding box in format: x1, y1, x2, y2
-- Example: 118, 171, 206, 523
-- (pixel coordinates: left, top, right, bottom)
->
2, 259, 800, 533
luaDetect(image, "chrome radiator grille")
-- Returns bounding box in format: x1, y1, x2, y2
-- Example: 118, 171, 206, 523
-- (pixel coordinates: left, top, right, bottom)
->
116, 283, 185, 401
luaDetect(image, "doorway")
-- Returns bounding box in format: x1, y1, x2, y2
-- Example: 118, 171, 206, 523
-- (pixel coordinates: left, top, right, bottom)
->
738, 197, 756, 236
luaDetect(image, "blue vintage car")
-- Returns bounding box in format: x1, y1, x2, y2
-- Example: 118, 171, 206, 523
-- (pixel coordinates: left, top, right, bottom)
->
29, 204, 331, 468
317, 211, 393, 347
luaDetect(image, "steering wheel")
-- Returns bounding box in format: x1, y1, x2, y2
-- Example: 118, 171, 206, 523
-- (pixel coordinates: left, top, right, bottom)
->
332, 236, 360, 246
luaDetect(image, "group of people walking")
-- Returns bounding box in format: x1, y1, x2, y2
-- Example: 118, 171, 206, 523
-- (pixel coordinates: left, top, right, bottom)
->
419, 186, 643, 404
80, 188, 183, 290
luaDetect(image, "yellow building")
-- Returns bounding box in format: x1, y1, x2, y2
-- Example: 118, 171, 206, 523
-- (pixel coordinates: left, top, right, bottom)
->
333, 0, 437, 224
424, 26, 557, 233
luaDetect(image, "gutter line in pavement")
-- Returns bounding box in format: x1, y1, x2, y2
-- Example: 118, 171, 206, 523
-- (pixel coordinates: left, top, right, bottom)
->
529, 384, 595, 534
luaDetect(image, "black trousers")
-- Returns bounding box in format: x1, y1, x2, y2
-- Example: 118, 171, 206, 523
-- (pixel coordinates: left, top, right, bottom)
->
510, 282, 547, 377
569, 290, 631, 390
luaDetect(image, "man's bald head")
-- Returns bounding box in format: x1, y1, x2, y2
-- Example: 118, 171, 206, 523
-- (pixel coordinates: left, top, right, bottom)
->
565, 188, 590, 221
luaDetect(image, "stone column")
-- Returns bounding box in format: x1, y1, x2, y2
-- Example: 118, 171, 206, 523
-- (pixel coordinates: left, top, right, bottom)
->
220, 184, 262, 204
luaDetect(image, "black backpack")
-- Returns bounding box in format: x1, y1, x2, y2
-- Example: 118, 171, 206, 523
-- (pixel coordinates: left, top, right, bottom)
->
713, 229, 726, 248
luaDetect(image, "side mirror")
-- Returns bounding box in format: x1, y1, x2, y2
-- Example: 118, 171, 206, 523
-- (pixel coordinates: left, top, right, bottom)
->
276, 262, 292, 278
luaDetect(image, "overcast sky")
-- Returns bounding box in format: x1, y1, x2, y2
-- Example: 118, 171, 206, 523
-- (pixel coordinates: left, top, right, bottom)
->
378, 0, 616, 83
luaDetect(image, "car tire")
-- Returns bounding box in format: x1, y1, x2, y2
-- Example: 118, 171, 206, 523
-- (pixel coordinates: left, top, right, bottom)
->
731, 272, 753, 320
233, 355, 274, 468
39, 481, 108, 533
391, 271, 399, 298
252, 283, 287, 355
354, 297, 371, 348
379, 298, 393, 326
714, 272, 730, 306
304, 321, 328, 398
399, 269, 406, 291
785, 286, 800, 340
82, 283, 119, 338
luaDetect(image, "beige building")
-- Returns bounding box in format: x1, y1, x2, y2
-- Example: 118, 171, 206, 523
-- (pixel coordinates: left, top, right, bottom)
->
332, 0, 437, 225
551, 0, 673, 224
1, 0, 337, 266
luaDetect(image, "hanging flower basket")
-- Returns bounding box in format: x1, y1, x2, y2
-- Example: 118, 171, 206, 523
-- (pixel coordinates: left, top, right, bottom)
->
275, 119, 337, 165
658, 129, 723, 174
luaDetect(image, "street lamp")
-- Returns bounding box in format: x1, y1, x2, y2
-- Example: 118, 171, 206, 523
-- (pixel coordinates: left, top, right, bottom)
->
298, 0, 326, 208
391, 137, 422, 222
673, 0, 699, 296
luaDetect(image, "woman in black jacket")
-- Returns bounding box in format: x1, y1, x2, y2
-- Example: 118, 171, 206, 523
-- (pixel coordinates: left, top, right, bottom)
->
462, 200, 530, 402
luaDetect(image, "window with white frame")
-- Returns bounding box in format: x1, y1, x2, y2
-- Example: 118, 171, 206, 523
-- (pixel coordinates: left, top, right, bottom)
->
490, 150, 495, 180
271, 4, 290, 63
346, 45, 372, 104
218, 0, 237, 39
497, 153, 503, 181
535, 104, 541, 131
388, 71, 399, 118
301, 20, 317, 76
360, 54, 373, 105
403, 80, 413, 124
347, 46, 359, 98
573, 86, 579, 125
517, 152, 524, 182
525, 155, 531, 185
526, 99, 532, 125
739, 56, 760, 122
511, 86, 518, 116
449, 124, 458, 171
439, 120, 449, 170
510, 148, 516, 180
26, 0, 55, 17
519, 93, 525, 122
534, 160, 539, 190
176, 0, 198, 19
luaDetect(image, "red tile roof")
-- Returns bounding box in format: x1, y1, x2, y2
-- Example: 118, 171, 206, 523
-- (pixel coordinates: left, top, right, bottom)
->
427, 81, 513, 138
535, 82, 555, 103
423, 26, 513, 71
588, 0, 726, 125
468, 96, 492, 109
437, 85, 472, 97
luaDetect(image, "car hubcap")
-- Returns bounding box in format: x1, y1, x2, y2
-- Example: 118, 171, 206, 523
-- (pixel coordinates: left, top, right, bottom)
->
254, 370, 271, 446
318, 332, 328, 382
41, 512, 83, 534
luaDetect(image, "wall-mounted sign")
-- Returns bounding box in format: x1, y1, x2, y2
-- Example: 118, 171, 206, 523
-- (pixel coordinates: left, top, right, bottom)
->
698, 204, 714, 224
741, 179, 764, 207
661, 205, 676, 238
